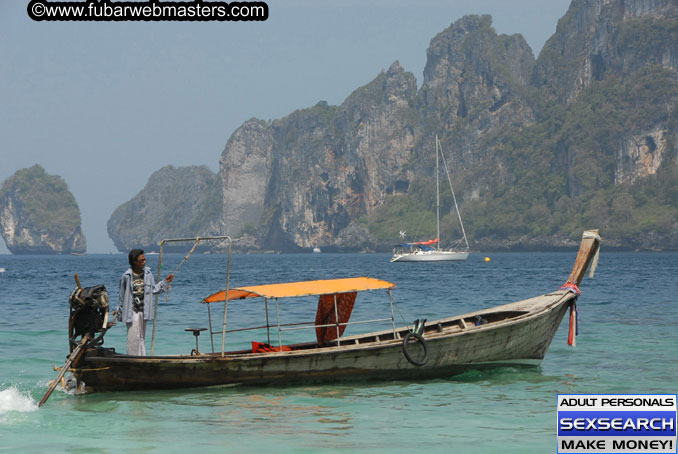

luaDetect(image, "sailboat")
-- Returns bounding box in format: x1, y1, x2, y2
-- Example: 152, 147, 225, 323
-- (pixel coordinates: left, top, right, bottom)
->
391, 135, 470, 262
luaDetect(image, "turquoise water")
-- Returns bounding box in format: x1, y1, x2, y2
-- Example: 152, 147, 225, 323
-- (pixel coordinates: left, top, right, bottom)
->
1, 251, 676, 452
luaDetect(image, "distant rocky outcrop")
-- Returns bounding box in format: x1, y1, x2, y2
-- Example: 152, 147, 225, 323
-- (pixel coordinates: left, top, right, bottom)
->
0, 165, 86, 254
107, 165, 222, 252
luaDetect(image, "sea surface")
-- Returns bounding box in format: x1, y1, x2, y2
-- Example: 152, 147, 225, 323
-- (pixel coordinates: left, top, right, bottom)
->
0, 250, 676, 452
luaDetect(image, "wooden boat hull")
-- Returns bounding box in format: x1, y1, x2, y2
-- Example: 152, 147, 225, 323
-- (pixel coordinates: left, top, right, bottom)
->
390, 250, 469, 262
76, 291, 573, 391
31, 230, 595, 407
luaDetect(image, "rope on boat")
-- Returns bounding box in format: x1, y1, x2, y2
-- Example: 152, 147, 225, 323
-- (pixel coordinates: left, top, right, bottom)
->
170, 237, 202, 276
392, 299, 412, 327
151, 237, 201, 355
559, 282, 581, 296
162, 237, 201, 304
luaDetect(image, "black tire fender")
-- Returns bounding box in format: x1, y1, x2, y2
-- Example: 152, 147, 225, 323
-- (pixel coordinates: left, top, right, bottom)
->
402, 331, 429, 366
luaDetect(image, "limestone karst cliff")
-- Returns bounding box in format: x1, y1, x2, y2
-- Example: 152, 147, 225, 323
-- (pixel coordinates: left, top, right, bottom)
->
218, 2, 677, 251
220, 61, 418, 251
533, 0, 678, 103
110, 0, 678, 252
107, 165, 222, 252
219, 118, 274, 247
533, 0, 678, 188
216, 14, 539, 252
0, 165, 86, 254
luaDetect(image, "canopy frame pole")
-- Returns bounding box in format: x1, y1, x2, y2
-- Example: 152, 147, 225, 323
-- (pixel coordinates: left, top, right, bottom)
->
220, 239, 232, 357
207, 300, 215, 354
151, 237, 201, 354
146, 235, 232, 357
388, 289, 396, 337
220, 300, 229, 356
333, 293, 341, 347
150, 240, 165, 355
265, 298, 271, 345
275, 298, 282, 349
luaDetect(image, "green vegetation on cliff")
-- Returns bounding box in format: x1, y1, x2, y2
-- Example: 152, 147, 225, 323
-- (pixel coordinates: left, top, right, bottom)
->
0, 164, 81, 236
367, 63, 678, 248
466, 64, 678, 244
618, 17, 678, 59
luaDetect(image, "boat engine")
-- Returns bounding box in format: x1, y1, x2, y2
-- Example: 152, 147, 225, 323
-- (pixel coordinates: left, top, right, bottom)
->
68, 284, 109, 351
38, 283, 110, 406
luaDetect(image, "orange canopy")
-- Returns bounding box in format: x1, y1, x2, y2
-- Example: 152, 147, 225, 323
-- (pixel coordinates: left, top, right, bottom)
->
203, 276, 395, 303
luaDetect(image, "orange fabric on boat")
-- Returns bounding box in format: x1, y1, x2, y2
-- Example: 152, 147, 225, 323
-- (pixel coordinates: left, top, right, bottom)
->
413, 237, 439, 245
567, 303, 576, 346
203, 288, 260, 303
203, 277, 395, 302
251, 341, 292, 353
315, 292, 357, 344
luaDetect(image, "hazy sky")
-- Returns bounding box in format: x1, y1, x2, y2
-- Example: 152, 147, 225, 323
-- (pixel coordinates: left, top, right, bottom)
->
0, 0, 571, 253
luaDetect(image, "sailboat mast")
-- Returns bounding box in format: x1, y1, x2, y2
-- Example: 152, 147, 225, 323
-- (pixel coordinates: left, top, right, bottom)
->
439, 138, 471, 251
435, 135, 440, 251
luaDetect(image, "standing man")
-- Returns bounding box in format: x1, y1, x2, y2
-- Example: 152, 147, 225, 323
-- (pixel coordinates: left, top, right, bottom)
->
117, 249, 174, 355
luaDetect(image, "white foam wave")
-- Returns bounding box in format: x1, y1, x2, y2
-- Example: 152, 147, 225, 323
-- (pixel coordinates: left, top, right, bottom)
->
0, 386, 38, 414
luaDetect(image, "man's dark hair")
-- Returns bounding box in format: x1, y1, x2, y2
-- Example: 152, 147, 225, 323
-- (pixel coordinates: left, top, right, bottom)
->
128, 249, 145, 267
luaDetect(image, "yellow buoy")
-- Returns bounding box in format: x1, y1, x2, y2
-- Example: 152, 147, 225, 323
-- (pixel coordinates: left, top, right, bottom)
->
484, 257, 491, 262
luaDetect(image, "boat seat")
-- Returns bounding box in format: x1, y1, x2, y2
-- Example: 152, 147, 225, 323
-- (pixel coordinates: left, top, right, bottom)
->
185, 328, 207, 335
185, 328, 207, 355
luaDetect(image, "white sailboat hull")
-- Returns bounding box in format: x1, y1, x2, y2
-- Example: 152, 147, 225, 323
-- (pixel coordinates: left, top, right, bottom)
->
390, 250, 469, 262
392, 135, 471, 264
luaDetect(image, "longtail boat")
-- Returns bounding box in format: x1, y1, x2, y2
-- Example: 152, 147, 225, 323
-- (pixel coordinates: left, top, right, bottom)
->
40, 230, 600, 402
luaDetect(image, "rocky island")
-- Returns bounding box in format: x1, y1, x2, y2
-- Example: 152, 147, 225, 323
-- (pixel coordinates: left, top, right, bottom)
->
107, 165, 222, 252
108, 0, 678, 252
0, 165, 87, 254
